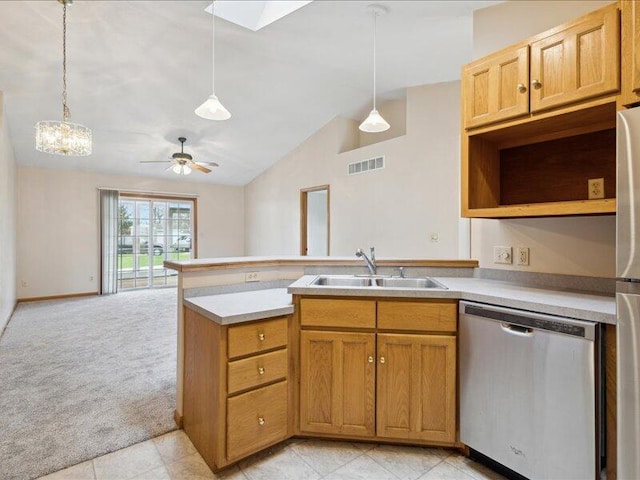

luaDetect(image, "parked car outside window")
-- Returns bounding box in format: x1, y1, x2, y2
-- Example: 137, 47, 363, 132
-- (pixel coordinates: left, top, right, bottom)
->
171, 235, 191, 252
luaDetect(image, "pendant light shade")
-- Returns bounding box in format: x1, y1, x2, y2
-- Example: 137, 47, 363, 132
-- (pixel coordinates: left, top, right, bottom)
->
196, 1, 231, 120
35, 0, 92, 156
359, 4, 389, 133
195, 94, 231, 120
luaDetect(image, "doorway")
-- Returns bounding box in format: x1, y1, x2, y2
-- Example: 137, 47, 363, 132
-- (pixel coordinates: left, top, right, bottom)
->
300, 185, 330, 256
117, 195, 196, 289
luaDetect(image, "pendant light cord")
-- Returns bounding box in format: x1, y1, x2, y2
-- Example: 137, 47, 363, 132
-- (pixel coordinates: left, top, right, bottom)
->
211, 0, 216, 94
372, 11, 377, 111
62, 0, 70, 122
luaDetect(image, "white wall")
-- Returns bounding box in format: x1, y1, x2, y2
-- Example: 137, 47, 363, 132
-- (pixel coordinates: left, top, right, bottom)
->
470, 0, 617, 277
245, 81, 467, 258
17, 167, 245, 299
0, 92, 17, 332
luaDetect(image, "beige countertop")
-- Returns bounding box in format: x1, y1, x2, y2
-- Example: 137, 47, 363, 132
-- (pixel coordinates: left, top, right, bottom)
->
288, 275, 616, 324
184, 288, 293, 325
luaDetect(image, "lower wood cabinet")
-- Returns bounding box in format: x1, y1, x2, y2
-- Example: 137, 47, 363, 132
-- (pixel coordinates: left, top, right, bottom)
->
377, 333, 456, 443
299, 330, 375, 436
298, 297, 458, 446
183, 308, 292, 472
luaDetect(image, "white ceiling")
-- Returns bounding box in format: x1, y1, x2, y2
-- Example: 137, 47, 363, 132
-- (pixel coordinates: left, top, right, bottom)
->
0, 1, 499, 185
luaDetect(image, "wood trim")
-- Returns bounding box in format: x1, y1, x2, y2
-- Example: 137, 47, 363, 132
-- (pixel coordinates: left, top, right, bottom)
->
17, 292, 98, 303
119, 192, 197, 201
605, 323, 617, 480
300, 185, 330, 256
164, 258, 479, 272
174, 410, 183, 428
463, 198, 616, 218
193, 197, 198, 259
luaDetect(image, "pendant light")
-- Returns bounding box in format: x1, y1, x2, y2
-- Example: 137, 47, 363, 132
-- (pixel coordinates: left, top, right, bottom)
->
35, 0, 92, 156
359, 4, 390, 133
195, 1, 231, 120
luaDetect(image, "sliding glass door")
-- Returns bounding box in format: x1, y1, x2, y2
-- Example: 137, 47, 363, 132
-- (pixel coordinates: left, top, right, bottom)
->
117, 196, 195, 290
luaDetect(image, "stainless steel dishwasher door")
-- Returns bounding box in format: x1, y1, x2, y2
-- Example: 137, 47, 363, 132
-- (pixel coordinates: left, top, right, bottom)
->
459, 301, 597, 480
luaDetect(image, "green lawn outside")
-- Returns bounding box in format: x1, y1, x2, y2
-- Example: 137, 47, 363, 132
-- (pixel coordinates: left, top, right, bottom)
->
118, 252, 191, 270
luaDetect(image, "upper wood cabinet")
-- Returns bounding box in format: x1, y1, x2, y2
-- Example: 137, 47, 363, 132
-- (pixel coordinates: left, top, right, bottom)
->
530, 4, 620, 112
463, 46, 530, 128
621, 0, 640, 106
462, 3, 620, 130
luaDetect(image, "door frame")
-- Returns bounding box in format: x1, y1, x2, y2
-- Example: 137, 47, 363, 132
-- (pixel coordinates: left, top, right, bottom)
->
300, 185, 330, 256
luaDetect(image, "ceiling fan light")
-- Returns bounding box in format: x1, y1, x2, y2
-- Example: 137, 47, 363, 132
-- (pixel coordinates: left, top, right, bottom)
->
182, 164, 192, 175
172, 164, 182, 174
195, 94, 231, 120
359, 109, 390, 133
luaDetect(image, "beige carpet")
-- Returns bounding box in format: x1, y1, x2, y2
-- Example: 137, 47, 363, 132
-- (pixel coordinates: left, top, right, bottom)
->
0, 288, 178, 480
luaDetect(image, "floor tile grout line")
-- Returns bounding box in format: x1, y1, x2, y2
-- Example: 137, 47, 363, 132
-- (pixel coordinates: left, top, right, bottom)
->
443, 458, 487, 480
362, 449, 411, 480
91, 459, 97, 480
284, 443, 328, 478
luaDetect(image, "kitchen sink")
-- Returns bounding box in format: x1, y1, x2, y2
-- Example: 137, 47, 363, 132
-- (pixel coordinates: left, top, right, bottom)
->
310, 275, 447, 290
312, 276, 374, 287
374, 277, 447, 289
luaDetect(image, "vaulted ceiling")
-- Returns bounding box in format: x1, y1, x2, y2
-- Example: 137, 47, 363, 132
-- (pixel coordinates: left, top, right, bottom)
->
0, 1, 498, 185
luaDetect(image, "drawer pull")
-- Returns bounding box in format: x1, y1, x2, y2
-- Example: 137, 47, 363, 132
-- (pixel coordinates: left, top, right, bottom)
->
258, 416, 265, 426
258, 367, 265, 375
258, 332, 265, 341
380, 356, 386, 364
368, 356, 374, 364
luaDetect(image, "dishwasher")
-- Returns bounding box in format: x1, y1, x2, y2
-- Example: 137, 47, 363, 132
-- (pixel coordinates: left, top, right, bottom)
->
459, 301, 602, 480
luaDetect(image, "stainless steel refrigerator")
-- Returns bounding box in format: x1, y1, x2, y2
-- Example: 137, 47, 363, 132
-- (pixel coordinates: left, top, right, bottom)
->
617, 106, 640, 479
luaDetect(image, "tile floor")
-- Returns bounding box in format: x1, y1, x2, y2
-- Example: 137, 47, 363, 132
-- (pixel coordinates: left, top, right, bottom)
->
39, 431, 506, 480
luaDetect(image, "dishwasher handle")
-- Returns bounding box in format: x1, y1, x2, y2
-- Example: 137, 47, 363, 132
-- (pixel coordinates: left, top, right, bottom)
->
500, 322, 534, 337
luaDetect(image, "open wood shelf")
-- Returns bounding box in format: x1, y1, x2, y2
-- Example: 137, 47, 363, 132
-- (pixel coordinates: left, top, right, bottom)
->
462, 100, 618, 218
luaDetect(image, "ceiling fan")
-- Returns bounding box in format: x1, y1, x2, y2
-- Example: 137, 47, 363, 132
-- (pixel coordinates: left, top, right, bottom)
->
141, 137, 219, 175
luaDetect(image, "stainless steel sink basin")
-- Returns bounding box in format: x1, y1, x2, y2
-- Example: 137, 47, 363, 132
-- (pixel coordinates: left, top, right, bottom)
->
312, 276, 373, 287
310, 275, 447, 290
374, 277, 448, 289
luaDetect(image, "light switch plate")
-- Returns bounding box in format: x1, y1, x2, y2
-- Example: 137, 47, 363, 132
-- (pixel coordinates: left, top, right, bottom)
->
493, 246, 512, 264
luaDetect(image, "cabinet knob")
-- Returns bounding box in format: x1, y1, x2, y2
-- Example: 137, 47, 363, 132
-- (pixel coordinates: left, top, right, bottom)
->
367, 356, 374, 364
258, 366, 265, 375
258, 416, 265, 426
258, 332, 265, 341
517, 83, 527, 93
380, 356, 386, 364
531, 79, 542, 89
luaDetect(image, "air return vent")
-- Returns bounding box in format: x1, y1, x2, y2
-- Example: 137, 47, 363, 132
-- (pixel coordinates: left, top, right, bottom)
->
348, 156, 385, 175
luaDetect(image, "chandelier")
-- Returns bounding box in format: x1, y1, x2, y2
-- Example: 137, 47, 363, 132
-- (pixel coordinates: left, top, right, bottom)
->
35, 0, 92, 156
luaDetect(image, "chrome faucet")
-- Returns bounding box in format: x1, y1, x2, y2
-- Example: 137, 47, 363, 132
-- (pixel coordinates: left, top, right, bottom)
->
356, 247, 377, 276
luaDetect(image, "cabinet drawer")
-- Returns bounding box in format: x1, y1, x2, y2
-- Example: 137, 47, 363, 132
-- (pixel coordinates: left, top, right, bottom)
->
228, 349, 288, 395
227, 380, 288, 461
228, 317, 288, 360
377, 301, 457, 332
300, 298, 376, 329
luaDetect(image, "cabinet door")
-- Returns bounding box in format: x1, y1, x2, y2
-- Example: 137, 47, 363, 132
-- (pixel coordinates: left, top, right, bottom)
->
530, 4, 619, 112
463, 45, 530, 129
622, 0, 640, 106
377, 333, 456, 444
300, 330, 375, 437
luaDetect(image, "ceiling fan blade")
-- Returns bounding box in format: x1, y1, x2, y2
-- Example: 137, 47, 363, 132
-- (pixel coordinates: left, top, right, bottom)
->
140, 160, 172, 164
165, 164, 176, 172
191, 163, 211, 174
197, 161, 219, 167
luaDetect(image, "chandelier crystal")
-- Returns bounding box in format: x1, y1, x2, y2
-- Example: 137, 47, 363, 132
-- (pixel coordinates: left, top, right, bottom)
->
35, 0, 92, 156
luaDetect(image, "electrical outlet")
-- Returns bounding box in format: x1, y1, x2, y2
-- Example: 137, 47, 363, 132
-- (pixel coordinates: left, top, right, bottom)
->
516, 247, 530, 266
430, 233, 439, 243
245, 272, 260, 283
21, 280, 28, 288
588, 178, 605, 200
493, 246, 512, 264
89, 275, 94, 282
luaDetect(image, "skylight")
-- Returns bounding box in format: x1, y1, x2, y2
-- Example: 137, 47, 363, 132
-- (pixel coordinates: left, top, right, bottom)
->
206, 1, 313, 32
